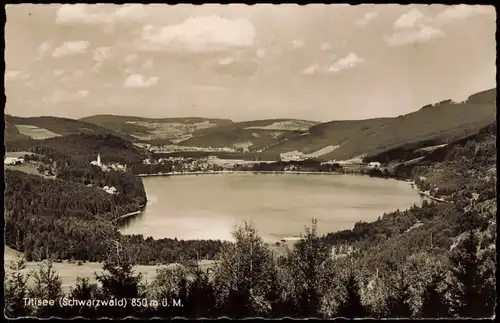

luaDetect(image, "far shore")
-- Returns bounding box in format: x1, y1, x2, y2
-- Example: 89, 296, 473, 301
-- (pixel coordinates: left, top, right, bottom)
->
136, 170, 346, 177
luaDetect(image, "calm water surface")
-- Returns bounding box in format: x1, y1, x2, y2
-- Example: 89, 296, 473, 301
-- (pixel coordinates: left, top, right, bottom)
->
119, 173, 424, 242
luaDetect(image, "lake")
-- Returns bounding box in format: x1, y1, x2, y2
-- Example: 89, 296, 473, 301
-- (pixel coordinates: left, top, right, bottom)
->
119, 173, 425, 242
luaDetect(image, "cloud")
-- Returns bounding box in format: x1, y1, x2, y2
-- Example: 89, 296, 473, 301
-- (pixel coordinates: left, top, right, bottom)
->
123, 74, 160, 88
256, 48, 266, 58
393, 8, 428, 30
356, 11, 379, 28
385, 9, 445, 47
218, 56, 235, 66
113, 4, 146, 23
384, 25, 445, 47
78, 90, 89, 97
320, 42, 332, 51
301, 65, 319, 75
52, 41, 90, 58
435, 5, 494, 25
56, 4, 146, 26
93, 46, 113, 62
56, 4, 110, 25
328, 52, 364, 73
292, 39, 305, 49
140, 15, 256, 53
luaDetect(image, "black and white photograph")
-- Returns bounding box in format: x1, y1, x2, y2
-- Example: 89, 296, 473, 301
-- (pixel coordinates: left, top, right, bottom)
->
3, 3, 496, 319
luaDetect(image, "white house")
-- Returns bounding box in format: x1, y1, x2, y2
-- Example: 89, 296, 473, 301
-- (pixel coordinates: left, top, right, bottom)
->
280, 151, 306, 162
4, 157, 24, 165
368, 162, 381, 169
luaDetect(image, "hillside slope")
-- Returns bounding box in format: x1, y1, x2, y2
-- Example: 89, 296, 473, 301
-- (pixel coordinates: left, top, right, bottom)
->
80, 115, 234, 143
181, 119, 319, 150
264, 88, 496, 160
5, 114, 135, 142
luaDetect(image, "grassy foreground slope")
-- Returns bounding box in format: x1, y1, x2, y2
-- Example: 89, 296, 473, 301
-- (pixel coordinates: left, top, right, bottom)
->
264, 88, 496, 160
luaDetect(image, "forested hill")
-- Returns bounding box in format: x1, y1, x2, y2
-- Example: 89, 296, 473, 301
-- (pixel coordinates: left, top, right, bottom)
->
6, 133, 149, 166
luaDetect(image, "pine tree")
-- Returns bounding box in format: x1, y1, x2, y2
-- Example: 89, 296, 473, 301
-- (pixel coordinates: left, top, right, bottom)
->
4, 255, 32, 318
421, 271, 449, 318
386, 264, 413, 318
28, 260, 64, 318
336, 271, 368, 318
448, 230, 490, 318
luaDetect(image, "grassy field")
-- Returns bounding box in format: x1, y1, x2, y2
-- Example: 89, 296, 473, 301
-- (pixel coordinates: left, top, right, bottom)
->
15, 125, 61, 139
4, 247, 217, 293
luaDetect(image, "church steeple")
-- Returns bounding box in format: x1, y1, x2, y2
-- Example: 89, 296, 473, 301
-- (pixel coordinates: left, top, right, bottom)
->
97, 153, 101, 166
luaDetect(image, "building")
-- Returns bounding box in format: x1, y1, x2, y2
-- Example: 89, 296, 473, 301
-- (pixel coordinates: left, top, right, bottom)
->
90, 153, 102, 167
368, 162, 381, 169
280, 151, 306, 162
4, 157, 24, 165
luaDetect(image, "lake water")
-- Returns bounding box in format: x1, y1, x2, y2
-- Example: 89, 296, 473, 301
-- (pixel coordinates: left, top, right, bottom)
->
119, 173, 424, 242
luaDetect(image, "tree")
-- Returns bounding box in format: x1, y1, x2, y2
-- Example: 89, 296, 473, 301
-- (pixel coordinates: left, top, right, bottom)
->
4, 255, 32, 318
336, 270, 368, 318
212, 221, 278, 317
448, 230, 491, 318
385, 262, 413, 318
421, 271, 450, 318
286, 219, 330, 318
28, 260, 64, 317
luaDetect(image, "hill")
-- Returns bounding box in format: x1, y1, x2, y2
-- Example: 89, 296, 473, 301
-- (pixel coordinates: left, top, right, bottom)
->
262, 88, 496, 161
6, 133, 149, 166
180, 119, 319, 151
79, 115, 234, 144
4, 114, 136, 142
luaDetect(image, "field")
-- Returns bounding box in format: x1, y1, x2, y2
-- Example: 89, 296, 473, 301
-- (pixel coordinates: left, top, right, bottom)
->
15, 125, 61, 140
4, 247, 217, 293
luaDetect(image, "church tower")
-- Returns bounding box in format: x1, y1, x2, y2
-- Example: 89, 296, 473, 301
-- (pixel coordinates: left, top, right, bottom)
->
97, 153, 101, 166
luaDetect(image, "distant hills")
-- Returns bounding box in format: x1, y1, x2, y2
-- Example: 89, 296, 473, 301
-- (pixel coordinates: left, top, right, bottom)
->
5, 88, 496, 162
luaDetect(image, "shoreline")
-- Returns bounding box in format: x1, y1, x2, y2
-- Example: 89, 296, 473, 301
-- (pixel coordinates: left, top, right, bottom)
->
135, 170, 345, 177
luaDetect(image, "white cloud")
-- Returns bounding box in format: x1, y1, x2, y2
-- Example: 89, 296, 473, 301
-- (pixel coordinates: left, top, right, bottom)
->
393, 8, 428, 30
123, 74, 160, 88
356, 11, 379, 28
435, 5, 494, 25
301, 65, 319, 75
256, 48, 266, 58
142, 59, 153, 69
52, 41, 90, 58
328, 52, 364, 73
141, 15, 256, 52
78, 90, 90, 97
320, 42, 332, 51
56, 4, 146, 26
56, 4, 110, 25
292, 39, 305, 49
384, 25, 445, 47
218, 57, 235, 66
113, 4, 146, 23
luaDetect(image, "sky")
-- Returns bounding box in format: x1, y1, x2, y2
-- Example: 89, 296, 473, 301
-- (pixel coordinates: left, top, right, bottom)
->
4, 4, 497, 122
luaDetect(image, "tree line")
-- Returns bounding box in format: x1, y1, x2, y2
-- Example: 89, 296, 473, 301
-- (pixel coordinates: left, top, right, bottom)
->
5, 218, 495, 319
